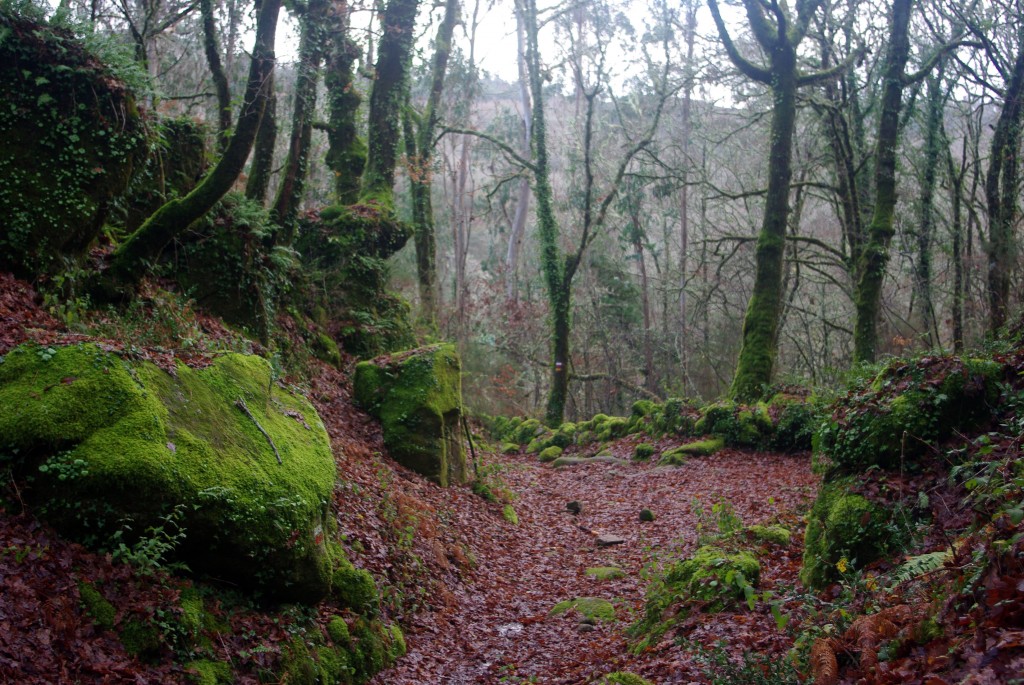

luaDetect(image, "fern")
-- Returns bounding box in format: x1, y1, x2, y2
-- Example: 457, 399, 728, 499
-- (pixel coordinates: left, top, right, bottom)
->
888, 550, 950, 587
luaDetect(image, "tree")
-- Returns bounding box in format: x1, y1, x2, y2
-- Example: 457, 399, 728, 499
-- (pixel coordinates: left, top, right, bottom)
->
404, 0, 460, 328
106, 0, 282, 286
707, 0, 845, 400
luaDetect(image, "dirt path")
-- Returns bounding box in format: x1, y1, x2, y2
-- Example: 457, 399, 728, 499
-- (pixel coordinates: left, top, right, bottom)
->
370, 447, 818, 684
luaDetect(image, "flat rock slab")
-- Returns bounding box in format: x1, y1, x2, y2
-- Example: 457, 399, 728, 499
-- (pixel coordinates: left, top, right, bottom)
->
595, 533, 626, 547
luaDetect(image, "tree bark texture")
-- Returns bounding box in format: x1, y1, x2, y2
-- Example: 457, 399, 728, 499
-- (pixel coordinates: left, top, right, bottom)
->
200, 0, 232, 150
324, 30, 365, 205
245, 78, 277, 202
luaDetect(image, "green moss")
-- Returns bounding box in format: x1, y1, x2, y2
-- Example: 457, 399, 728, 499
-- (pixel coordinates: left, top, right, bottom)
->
800, 482, 898, 588
585, 566, 626, 581
660, 437, 724, 465
597, 417, 630, 442
314, 645, 352, 685
631, 400, 656, 418
350, 617, 393, 676
603, 673, 654, 685
815, 356, 1002, 473
525, 436, 546, 453
387, 623, 406, 659
331, 557, 380, 616
120, 619, 162, 661
694, 401, 771, 447
313, 332, 343, 368
327, 616, 351, 645
186, 660, 233, 685
78, 581, 115, 629
353, 344, 467, 486
632, 443, 655, 460
0, 343, 336, 602
631, 546, 759, 647
281, 637, 319, 685
512, 418, 544, 444
746, 524, 791, 546
500, 442, 520, 454
502, 504, 519, 525
550, 597, 617, 622
538, 445, 563, 462
179, 587, 206, 639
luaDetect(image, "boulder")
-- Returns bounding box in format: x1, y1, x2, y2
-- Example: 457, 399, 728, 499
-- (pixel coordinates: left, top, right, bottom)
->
0, 343, 336, 602
353, 344, 467, 486
0, 11, 149, 277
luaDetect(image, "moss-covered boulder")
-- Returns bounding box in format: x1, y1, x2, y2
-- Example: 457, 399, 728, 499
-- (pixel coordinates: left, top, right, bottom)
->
695, 401, 772, 447
0, 343, 336, 601
815, 356, 1001, 473
0, 10, 149, 277
294, 205, 414, 358
800, 482, 900, 588
353, 344, 467, 486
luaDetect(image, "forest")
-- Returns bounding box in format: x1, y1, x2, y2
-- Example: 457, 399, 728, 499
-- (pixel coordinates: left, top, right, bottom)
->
0, 0, 1023, 683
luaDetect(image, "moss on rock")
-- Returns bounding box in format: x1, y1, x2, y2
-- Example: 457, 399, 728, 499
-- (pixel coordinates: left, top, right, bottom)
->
0, 343, 336, 602
78, 581, 115, 630
186, 660, 233, 685
551, 597, 617, 622
586, 566, 626, 581
0, 10, 149, 278
538, 445, 563, 462
660, 437, 724, 465
353, 344, 467, 486
800, 482, 898, 588
746, 524, 791, 546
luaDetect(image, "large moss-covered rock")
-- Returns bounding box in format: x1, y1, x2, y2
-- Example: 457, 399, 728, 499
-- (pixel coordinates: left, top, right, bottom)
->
294, 205, 414, 358
800, 482, 899, 589
0, 343, 336, 601
354, 344, 467, 486
0, 10, 149, 277
815, 356, 1001, 473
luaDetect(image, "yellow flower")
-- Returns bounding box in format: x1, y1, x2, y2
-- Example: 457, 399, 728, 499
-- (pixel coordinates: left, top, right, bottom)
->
836, 557, 849, 573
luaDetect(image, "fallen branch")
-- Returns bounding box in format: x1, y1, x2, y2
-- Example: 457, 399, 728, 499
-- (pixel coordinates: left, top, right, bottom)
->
236, 398, 282, 465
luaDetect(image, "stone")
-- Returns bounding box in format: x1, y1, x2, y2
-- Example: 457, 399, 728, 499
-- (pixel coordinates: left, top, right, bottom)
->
566, 500, 582, 515
639, 508, 655, 522
596, 534, 626, 547
353, 344, 467, 486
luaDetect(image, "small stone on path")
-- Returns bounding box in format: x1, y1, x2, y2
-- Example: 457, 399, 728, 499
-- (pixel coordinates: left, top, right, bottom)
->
595, 533, 625, 547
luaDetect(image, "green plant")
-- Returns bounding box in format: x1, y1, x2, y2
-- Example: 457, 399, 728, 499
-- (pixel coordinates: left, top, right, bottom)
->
110, 504, 189, 576
688, 640, 800, 685
691, 498, 744, 545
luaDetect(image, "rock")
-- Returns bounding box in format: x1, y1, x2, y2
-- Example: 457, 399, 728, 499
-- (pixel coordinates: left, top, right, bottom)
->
552, 455, 628, 468
353, 344, 468, 486
550, 597, 616, 622
596, 534, 626, 547
577, 623, 596, 633
0, 12, 149, 278
0, 344, 336, 601
585, 566, 626, 581
639, 508, 655, 522
566, 500, 582, 515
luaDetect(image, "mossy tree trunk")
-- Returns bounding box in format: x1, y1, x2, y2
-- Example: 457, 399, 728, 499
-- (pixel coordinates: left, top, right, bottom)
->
852, 0, 913, 363
108, 0, 282, 285
272, 0, 330, 239
245, 78, 277, 202
984, 44, 1024, 334
913, 64, 945, 347
405, 0, 459, 329
200, 0, 232, 151
361, 0, 420, 207
708, 0, 837, 401
324, 28, 365, 205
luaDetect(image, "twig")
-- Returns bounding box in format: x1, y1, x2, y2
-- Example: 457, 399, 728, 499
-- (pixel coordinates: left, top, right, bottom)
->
461, 412, 479, 478
236, 398, 282, 465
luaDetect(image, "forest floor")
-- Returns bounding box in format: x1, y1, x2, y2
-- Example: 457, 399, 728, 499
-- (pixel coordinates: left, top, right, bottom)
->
1, 271, 822, 683
365, 445, 818, 684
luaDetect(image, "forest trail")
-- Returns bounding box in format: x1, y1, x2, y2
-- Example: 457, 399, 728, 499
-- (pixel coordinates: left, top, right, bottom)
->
371, 446, 817, 684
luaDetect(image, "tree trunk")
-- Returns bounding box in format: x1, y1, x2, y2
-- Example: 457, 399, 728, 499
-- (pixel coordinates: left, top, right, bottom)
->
913, 67, 944, 347
272, 0, 330, 238
985, 44, 1024, 333
361, 0, 420, 205
852, 0, 913, 363
200, 0, 232, 150
505, 8, 532, 303
729, 53, 797, 401
324, 29, 365, 205
677, 0, 696, 390
108, 0, 282, 285
245, 78, 277, 202
409, 0, 459, 328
